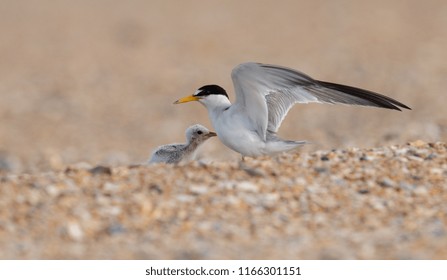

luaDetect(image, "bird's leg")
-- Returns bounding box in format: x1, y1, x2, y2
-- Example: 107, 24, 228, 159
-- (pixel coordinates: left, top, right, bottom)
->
238, 155, 246, 169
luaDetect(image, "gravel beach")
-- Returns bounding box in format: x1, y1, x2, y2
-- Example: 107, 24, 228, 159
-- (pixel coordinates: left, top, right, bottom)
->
0, 141, 446, 259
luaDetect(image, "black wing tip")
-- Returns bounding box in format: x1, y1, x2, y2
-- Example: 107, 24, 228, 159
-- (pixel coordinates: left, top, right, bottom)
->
382, 97, 411, 111
386, 103, 412, 111
317, 80, 411, 111
400, 104, 412, 110
385, 102, 412, 111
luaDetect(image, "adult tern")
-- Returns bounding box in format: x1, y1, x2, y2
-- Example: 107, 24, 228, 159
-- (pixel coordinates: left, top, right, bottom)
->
174, 62, 410, 157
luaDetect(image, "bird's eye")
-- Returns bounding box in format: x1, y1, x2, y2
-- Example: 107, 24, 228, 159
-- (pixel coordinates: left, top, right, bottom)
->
197, 131, 203, 135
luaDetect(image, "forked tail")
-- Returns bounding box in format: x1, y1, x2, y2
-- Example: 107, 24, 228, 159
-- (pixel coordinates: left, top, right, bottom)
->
265, 133, 308, 155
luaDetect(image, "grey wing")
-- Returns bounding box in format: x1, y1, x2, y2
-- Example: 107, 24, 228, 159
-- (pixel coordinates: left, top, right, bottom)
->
232, 62, 411, 134
231, 63, 270, 140
149, 144, 184, 164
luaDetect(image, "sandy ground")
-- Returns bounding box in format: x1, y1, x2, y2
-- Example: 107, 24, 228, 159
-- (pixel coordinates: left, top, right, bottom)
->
0, 0, 446, 259
0, 141, 446, 259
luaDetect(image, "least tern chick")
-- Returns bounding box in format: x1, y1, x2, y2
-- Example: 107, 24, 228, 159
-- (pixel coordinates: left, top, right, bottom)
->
148, 124, 216, 164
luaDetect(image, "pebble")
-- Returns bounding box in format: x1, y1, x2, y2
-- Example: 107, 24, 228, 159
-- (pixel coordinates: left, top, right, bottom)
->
67, 222, 84, 241
217, 180, 236, 190
235, 181, 259, 192
89, 165, 112, 175
429, 168, 443, 175
45, 184, 60, 197
176, 194, 196, 203
0, 152, 22, 172
189, 185, 209, 195
104, 206, 122, 216
399, 182, 416, 191
413, 186, 429, 197
260, 193, 280, 208
108, 224, 125, 235
409, 140, 427, 148
379, 177, 397, 188
103, 182, 120, 192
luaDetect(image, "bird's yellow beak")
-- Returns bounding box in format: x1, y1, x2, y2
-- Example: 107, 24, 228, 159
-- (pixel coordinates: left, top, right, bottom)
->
173, 95, 200, 104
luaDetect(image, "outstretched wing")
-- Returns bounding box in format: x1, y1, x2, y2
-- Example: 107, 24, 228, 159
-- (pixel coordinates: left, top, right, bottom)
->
231, 62, 410, 134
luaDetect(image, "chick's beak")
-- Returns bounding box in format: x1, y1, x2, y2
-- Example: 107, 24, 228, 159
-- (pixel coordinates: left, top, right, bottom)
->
173, 95, 200, 104
208, 131, 217, 137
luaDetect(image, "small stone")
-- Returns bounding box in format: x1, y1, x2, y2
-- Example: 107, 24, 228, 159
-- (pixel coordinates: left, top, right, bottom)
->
407, 155, 424, 162
370, 198, 386, 211
149, 184, 163, 194
409, 140, 427, 148
242, 167, 265, 177
413, 186, 428, 196
294, 177, 307, 185
395, 148, 410, 156
45, 184, 60, 197
235, 181, 259, 192
240, 194, 258, 206
314, 167, 328, 173
311, 195, 338, 209
217, 181, 236, 190
0, 152, 22, 172
224, 195, 240, 205
320, 155, 330, 161
260, 193, 280, 208
103, 206, 122, 216
361, 154, 376, 161
89, 165, 112, 175
429, 168, 443, 175
425, 154, 437, 160
108, 224, 125, 235
176, 194, 196, 203
379, 178, 396, 188
67, 222, 84, 241
359, 155, 368, 161
399, 182, 416, 191
103, 182, 120, 192
190, 185, 208, 195
69, 162, 93, 170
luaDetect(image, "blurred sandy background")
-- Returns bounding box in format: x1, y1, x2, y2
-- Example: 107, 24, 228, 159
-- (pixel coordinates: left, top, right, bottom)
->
0, 0, 446, 172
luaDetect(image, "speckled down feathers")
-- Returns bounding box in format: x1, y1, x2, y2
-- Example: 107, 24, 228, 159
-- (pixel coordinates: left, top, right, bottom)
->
148, 124, 216, 164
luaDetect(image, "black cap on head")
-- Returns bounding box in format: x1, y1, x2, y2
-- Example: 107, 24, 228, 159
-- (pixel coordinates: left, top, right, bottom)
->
195, 85, 228, 99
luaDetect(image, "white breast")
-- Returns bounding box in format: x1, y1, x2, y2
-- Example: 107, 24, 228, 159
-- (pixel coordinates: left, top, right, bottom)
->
211, 107, 266, 157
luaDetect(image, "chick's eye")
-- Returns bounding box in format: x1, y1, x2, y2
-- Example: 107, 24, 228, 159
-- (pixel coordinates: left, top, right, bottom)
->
197, 131, 203, 135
